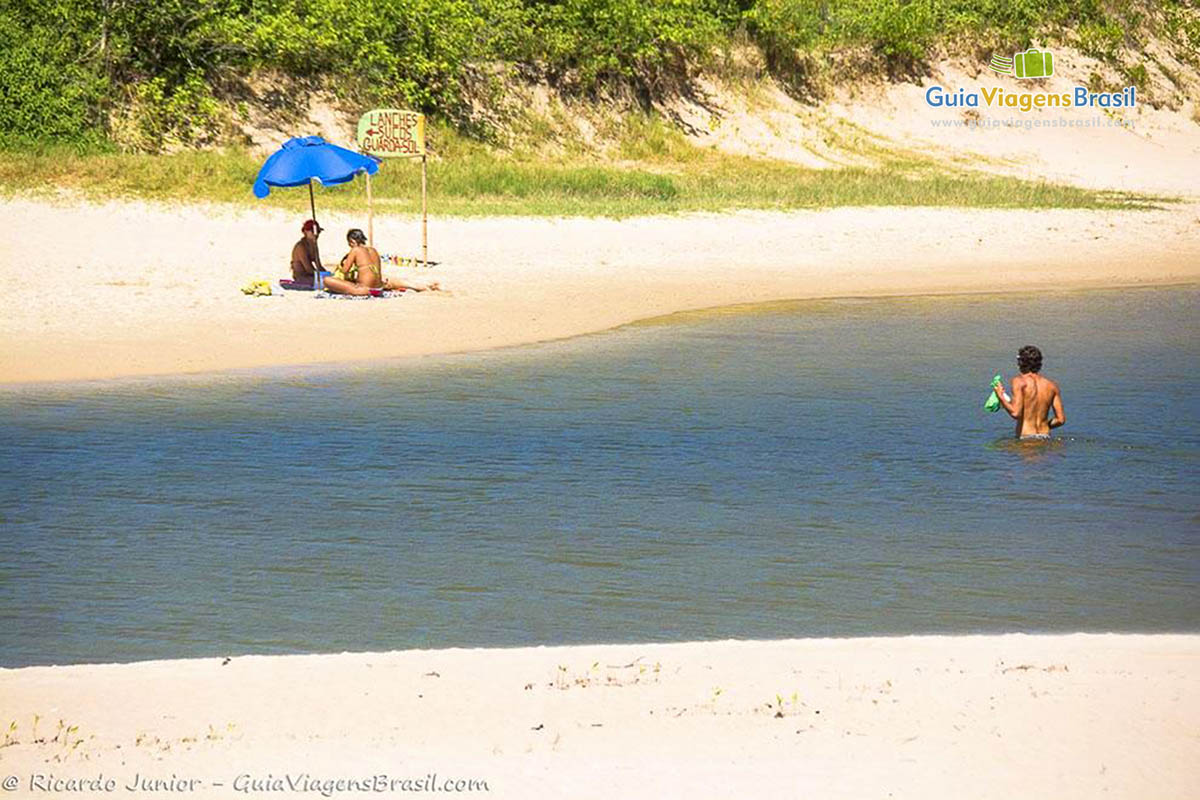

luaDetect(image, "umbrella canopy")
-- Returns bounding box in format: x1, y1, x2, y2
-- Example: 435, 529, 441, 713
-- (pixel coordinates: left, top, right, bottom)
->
252, 135, 379, 198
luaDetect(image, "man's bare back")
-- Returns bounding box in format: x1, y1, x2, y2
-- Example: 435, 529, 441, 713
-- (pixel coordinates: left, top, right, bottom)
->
992, 345, 1066, 439
291, 219, 322, 283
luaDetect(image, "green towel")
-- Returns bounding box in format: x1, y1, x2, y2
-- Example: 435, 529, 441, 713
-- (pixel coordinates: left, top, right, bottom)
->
984, 374, 1002, 412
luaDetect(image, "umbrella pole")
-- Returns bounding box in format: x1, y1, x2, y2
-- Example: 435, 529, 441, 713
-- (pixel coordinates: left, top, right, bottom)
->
309, 180, 318, 289
421, 154, 428, 267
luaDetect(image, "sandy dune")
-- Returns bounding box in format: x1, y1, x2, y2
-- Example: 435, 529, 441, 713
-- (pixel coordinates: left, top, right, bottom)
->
0, 634, 1196, 799
5, 46, 1199, 385
668, 50, 1200, 197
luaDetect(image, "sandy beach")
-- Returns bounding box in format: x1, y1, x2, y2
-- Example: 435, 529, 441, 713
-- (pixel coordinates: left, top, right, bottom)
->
1, 198, 1197, 384
0, 634, 1196, 799
3, 58, 1198, 798
3, 10, 1200, 799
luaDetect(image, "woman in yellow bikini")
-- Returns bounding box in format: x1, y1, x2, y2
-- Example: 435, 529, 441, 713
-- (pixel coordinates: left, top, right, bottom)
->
322, 229, 441, 295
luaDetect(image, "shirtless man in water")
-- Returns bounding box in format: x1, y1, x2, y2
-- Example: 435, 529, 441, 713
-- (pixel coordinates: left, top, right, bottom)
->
322, 228, 441, 295
991, 345, 1066, 439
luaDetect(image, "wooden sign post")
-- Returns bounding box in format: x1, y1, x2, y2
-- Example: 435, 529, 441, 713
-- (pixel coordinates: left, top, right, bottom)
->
421, 153, 427, 268
364, 170, 373, 245
356, 109, 428, 263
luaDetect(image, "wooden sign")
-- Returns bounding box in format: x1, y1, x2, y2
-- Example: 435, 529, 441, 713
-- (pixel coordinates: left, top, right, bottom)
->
356, 109, 425, 157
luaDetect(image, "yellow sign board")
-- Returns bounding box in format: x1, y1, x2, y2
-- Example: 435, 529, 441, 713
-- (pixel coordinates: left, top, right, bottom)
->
357, 109, 425, 157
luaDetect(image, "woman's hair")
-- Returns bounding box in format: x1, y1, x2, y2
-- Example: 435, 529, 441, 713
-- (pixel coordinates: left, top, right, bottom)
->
1017, 345, 1043, 374
347, 228, 368, 245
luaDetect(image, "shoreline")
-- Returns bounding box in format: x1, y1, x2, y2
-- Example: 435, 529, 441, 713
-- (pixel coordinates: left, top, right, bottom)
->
7, 625, 1200, 672
2, 280, 1194, 392
2, 200, 1198, 384
2, 633, 1197, 799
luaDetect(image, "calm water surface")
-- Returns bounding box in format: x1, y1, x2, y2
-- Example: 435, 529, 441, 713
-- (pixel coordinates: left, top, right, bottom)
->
1, 287, 1197, 667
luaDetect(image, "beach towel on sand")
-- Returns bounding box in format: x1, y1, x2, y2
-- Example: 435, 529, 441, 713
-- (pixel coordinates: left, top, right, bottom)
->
314, 289, 406, 300
278, 280, 405, 298
278, 279, 318, 291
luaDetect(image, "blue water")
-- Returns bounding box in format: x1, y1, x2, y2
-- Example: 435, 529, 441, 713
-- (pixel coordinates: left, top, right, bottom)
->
1, 286, 1197, 667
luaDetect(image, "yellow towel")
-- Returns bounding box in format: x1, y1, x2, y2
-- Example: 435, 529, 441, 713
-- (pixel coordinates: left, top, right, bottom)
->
240, 280, 273, 296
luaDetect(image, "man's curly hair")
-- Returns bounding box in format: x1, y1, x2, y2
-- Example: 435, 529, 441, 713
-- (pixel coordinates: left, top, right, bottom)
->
1017, 345, 1043, 374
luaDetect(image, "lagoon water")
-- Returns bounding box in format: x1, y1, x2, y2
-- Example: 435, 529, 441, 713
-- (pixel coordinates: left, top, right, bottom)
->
1, 287, 1197, 667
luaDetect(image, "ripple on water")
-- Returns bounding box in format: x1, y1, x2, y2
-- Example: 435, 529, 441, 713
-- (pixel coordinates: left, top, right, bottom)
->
0, 286, 1198, 666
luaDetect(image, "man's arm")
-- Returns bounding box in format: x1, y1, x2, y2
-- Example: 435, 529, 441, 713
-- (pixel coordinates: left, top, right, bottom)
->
1049, 387, 1066, 429
995, 375, 1022, 419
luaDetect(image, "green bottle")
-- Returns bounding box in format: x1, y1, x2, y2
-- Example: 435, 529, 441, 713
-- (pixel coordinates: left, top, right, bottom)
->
984, 374, 1003, 412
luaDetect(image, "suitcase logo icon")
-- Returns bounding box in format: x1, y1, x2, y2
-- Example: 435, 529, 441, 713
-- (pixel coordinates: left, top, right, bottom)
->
990, 49, 1054, 79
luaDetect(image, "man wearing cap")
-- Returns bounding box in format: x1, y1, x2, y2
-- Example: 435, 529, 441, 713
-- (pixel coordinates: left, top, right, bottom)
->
291, 219, 323, 286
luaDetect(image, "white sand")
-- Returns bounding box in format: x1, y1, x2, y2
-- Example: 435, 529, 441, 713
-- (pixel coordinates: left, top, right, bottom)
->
2, 199, 1197, 383
1, 634, 1197, 799
3, 54, 1198, 798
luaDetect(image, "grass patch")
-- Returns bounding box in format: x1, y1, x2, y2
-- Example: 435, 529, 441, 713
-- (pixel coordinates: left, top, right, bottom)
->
0, 134, 1163, 217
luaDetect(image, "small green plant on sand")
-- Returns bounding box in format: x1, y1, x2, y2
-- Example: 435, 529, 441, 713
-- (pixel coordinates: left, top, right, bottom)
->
765, 691, 801, 718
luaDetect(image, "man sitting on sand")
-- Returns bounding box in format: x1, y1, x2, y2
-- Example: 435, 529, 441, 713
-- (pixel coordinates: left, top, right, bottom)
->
323, 228, 441, 296
991, 345, 1066, 440
291, 219, 323, 285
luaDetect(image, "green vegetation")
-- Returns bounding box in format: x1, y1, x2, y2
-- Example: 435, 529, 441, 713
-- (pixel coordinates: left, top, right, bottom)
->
2, 1, 1195, 150
0, 1, 1188, 217
0, 128, 1158, 217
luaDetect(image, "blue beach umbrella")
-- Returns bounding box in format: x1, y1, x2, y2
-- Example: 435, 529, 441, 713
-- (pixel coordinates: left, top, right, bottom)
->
252, 135, 380, 223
